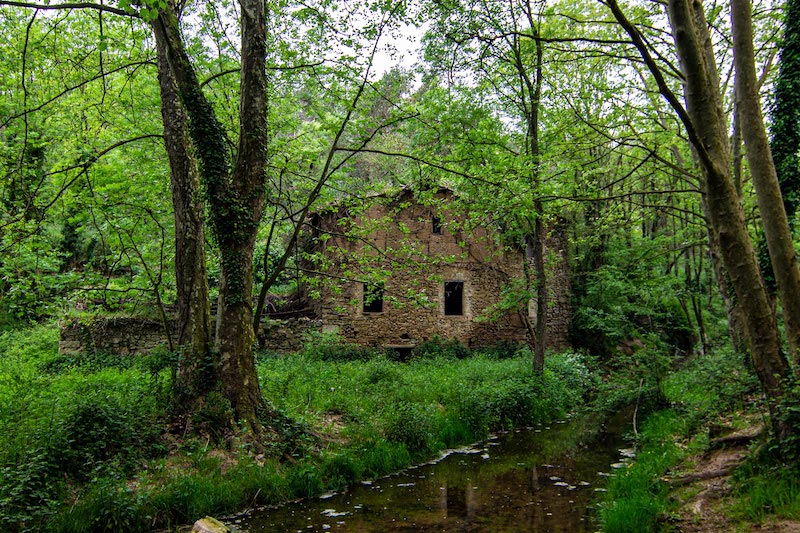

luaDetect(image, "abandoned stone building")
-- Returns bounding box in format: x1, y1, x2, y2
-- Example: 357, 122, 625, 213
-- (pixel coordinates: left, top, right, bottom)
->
303, 188, 571, 351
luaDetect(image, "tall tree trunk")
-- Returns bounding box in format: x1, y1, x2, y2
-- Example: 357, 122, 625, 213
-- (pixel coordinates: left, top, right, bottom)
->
213, 0, 268, 430
705, 218, 746, 352
532, 216, 547, 372
513, 15, 547, 373
154, 0, 267, 432
154, 19, 213, 403
666, 0, 792, 436
603, 0, 794, 439
731, 86, 745, 195
731, 0, 800, 362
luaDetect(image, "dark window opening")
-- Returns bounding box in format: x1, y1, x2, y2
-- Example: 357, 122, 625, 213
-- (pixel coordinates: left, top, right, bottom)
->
444, 281, 464, 315
363, 282, 384, 313
432, 215, 442, 235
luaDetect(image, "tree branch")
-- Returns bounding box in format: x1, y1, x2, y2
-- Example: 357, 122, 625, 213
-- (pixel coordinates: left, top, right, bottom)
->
0, 1, 137, 17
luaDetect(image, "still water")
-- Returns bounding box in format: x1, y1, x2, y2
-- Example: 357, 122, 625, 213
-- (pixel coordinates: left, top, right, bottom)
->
232, 412, 632, 532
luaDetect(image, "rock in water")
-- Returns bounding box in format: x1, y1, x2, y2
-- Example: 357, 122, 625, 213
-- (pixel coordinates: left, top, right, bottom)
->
192, 516, 229, 533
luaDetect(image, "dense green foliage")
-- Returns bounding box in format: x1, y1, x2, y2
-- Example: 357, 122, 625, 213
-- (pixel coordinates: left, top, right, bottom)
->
0, 326, 595, 531
0, 325, 168, 530
596, 348, 768, 532
262, 337, 594, 451
571, 234, 701, 358
771, 0, 800, 228
0, 0, 798, 530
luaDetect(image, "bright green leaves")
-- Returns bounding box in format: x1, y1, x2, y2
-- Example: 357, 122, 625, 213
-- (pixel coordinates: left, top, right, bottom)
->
116, 0, 167, 21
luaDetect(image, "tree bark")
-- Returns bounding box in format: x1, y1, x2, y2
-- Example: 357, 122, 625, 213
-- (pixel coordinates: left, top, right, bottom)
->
214, 0, 268, 431
512, 16, 546, 373
154, 1, 267, 432
704, 199, 746, 352
530, 35, 547, 375
603, 0, 794, 439
731, 0, 800, 363
153, 17, 213, 401
665, 0, 792, 435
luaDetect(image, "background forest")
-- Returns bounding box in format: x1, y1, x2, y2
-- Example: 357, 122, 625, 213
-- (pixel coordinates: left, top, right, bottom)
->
1, 0, 799, 531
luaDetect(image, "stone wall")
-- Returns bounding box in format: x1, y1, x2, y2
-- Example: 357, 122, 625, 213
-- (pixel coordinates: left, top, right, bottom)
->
543, 219, 572, 352
59, 316, 320, 356
306, 189, 572, 350
257, 317, 321, 353
59, 317, 176, 356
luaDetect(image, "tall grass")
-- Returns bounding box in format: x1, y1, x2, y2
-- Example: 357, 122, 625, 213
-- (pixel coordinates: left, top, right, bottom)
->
733, 464, 800, 523
259, 345, 594, 453
597, 410, 687, 532
0, 325, 169, 530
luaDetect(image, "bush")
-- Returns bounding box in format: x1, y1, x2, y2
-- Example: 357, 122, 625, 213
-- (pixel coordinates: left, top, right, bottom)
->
411, 336, 470, 360
300, 329, 382, 361
570, 239, 697, 358
287, 462, 325, 499
479, 341, 522, 360
383, 401, 436, 454
361, 357, 404, 386
663, 347, 759, 429
0, 325, 168, 530
590, 342, 672, 417
0, 449, 64, 530
51, 476, 146, 533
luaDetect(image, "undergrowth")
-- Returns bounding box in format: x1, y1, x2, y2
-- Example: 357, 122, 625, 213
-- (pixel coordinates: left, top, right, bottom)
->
730, 379, 800, 525
596, 347, 764, 532
1, 325, 597, 531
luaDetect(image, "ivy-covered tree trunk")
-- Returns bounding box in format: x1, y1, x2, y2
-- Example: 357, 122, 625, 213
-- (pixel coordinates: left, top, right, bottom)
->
213, 0, 268, 430
771, 0, 800, 230
767, 0, 800, 364
153, 19, 213, 403
731, 0, 800, 362
154, 0, 267, 433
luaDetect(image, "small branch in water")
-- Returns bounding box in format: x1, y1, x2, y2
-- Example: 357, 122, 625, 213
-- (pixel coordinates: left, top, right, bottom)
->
633, 378, 644, 436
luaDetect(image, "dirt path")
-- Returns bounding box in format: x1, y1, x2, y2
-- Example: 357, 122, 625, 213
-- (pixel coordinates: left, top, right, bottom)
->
667, 422, 800, 532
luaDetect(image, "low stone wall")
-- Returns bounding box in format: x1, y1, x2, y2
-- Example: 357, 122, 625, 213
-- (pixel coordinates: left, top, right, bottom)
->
59, 316, 321, 356
59, 317, 176, 356
257, 317, 321, 353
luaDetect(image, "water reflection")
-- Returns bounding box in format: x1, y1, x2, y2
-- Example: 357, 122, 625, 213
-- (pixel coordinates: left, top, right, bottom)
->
235, 413, 631, 532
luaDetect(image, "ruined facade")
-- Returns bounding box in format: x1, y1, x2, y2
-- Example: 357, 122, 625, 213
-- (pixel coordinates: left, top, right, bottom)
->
304, 188, 571, 351
58, 189, 571, 357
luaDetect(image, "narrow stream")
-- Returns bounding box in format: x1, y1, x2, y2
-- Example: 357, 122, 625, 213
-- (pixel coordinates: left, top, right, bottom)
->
232, 411, 632, 532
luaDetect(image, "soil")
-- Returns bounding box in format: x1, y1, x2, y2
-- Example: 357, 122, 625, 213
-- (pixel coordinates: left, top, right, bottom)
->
668, 417, 800, 532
